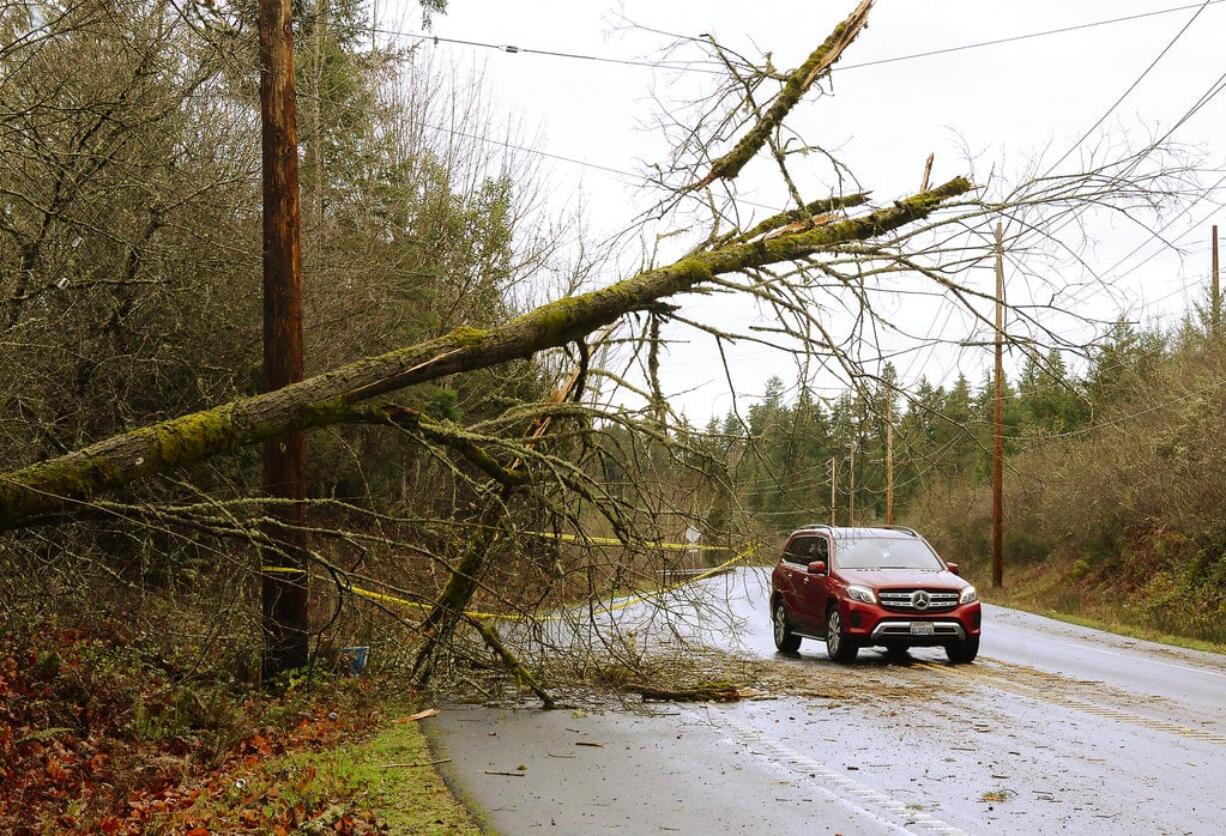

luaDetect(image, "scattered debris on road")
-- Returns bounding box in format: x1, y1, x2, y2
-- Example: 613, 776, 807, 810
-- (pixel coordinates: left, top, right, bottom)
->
399, 707, 440, 723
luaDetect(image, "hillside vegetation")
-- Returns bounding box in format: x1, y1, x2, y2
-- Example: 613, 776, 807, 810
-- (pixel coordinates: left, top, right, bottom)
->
915, 324, 1226, 646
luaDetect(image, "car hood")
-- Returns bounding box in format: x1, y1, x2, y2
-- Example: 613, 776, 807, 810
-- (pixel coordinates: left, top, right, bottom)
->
837, 568, 967, 590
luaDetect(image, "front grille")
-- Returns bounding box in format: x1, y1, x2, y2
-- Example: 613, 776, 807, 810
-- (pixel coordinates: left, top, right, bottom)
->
878, 589, 959, 612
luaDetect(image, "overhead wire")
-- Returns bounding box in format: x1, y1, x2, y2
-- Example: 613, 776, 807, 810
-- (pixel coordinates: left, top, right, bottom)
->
988, 3, 1223, 372
1044, 0, 1214, 174
371, 2, 1226, 79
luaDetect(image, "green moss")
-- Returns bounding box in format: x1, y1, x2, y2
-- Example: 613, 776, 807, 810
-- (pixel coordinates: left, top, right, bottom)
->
447, 325, 490, 346
148, 407, 233, 467
414, 384, 462, 422
670, 256, 715, 282
520, 294, 584, 342
297, 395, 355, 427
170, 707, 481, 833
0, 449, 125, 522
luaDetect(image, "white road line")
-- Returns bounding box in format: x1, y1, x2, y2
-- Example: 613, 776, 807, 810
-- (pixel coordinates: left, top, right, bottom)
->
695, 710, 969, 836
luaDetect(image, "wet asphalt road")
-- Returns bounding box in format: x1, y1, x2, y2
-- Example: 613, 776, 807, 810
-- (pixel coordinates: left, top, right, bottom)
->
427, 568, 1226, 834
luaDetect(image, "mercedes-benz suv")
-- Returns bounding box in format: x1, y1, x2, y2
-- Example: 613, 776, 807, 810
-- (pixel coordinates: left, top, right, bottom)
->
770, 525, 981, 663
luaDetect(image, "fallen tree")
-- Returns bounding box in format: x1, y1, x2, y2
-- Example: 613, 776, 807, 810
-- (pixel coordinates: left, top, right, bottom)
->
1, 0, 1199, 705
0, 182, 969, 531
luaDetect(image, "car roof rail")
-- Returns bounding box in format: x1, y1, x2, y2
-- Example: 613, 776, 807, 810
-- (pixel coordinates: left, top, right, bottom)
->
797, 523, 834, 532
879, 524, 919, 536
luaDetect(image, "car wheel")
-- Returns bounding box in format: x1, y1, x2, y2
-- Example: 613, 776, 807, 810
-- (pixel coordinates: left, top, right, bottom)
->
945, 635, 979, 664
825, 607, 859, 663
772, 600, 802, 653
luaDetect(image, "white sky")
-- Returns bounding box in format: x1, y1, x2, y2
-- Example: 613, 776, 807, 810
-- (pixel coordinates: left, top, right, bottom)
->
377, 0, 1226, 421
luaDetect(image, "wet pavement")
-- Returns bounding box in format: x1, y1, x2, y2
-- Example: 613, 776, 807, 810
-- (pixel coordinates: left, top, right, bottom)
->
427, 568, 1226, 834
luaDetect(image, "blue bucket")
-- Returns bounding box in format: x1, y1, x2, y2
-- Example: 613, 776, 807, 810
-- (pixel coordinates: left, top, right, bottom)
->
341, 645, 369, 676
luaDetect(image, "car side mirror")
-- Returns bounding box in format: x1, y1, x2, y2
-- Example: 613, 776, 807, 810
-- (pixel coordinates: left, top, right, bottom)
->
946, 563, 960, 575
807, 560, 827, 575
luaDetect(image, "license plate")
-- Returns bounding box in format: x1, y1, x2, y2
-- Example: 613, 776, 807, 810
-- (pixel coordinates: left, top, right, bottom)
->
910, 622, 935, 636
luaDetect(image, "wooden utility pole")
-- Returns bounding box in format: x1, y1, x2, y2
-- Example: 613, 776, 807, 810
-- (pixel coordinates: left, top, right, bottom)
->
992, 222, 1005, 589
1213, 224, 1220, 337
885, 391, 894, 525
847, 440, 857, 527
259, 0, 308, 679
829, 456, 837, 526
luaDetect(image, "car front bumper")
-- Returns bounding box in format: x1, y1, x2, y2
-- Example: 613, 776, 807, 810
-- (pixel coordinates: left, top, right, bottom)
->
840, 599, 982, 646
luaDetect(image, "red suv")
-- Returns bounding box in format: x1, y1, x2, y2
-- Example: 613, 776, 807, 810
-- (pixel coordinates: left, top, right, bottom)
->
770, 525, 981, 663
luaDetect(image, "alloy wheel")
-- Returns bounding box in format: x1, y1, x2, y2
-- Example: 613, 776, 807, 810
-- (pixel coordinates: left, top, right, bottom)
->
827, 609, 841, 655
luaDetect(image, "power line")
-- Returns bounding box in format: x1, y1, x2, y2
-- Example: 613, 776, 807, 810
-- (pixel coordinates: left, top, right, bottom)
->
1001, 7, 1224, 349
1101, 175, 1226, 282
997, 1, 1213, 314
290, 83, 799, 213
396, 4, 1226, 348
1046, 0, 1213, 173
374, 2, 1226, 78
381, 30, 703, 73
837, 0, 1225, 74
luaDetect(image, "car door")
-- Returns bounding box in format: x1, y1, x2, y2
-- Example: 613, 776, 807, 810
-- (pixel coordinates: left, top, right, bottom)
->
780, 535, 819, 631
795, 534, 832, 632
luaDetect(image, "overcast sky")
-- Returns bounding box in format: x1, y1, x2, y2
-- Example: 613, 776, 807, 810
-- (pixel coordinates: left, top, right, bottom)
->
377, 0, 1226, 421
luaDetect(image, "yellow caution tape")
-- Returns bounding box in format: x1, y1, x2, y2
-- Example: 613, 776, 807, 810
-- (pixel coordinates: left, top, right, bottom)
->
261, 532, 761, 623
521, 531, 730, 552
567, 540, 762, 621
258, 567, 509, 620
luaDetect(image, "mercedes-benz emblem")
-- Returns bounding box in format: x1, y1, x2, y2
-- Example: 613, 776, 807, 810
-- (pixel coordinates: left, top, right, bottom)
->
911, 590, 931, 610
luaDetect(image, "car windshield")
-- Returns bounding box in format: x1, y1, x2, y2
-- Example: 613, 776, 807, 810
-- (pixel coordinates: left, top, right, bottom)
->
835, 536, 943, 570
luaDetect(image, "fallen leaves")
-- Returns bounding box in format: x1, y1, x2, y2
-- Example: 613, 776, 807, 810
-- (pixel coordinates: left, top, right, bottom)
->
0, 628, 383, 834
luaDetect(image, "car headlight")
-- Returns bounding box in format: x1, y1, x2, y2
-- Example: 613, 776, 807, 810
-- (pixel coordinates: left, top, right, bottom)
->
959, 585, 978, 604
846, 585, 877, 604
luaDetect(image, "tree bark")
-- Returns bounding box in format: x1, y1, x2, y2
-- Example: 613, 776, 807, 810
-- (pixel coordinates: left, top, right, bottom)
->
0, 177, 970, 531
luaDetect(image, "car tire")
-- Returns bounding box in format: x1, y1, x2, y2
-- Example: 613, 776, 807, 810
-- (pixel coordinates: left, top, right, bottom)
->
772, 600, 802, 653
946, 636, 979, 664
825, 606, 859, 663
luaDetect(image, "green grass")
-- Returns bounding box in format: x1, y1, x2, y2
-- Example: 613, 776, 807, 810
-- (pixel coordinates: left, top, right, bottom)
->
996, 602, 1226, 657
171, 707, 481, 833
966, 548, 1226, 657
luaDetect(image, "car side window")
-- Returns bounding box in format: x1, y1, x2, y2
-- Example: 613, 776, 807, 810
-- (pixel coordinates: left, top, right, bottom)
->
812, 537, 829, 563
784, 536, 812, 565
